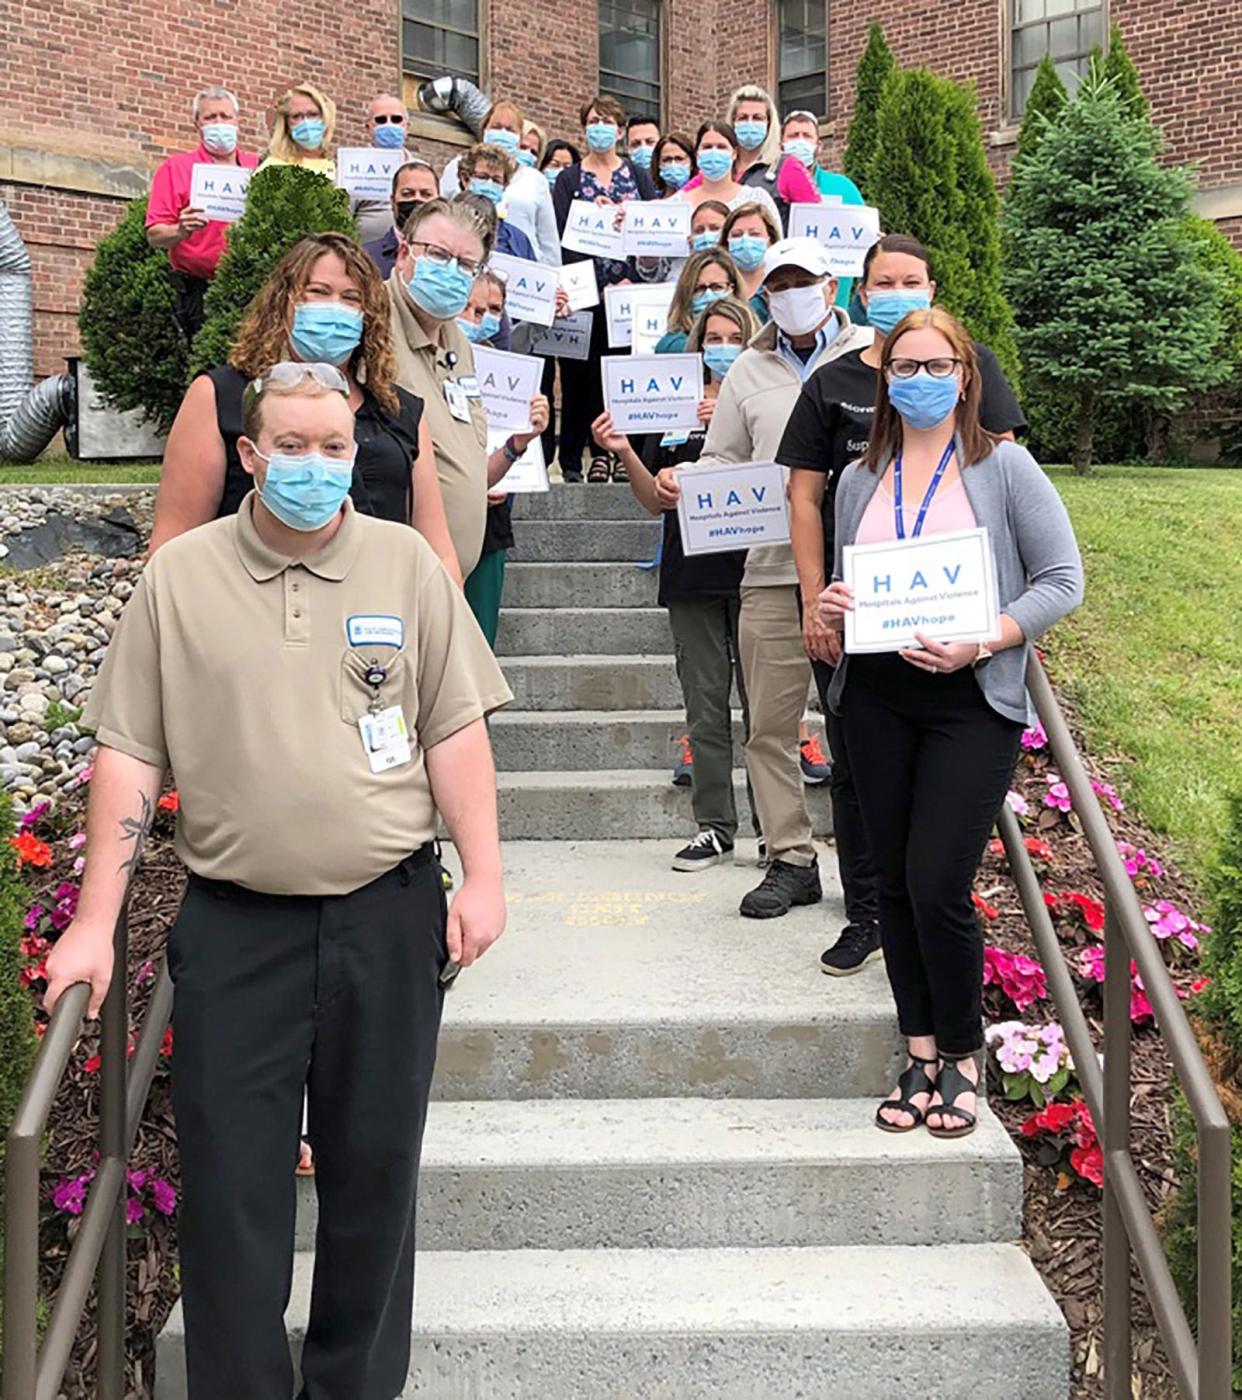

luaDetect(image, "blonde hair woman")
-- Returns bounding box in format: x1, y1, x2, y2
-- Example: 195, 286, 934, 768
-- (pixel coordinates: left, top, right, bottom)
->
263, 82, 336, 172
519, 120, 546, 170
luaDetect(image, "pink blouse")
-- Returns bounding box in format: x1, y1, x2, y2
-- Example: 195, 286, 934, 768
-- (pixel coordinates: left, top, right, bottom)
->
855, 471, 978, 545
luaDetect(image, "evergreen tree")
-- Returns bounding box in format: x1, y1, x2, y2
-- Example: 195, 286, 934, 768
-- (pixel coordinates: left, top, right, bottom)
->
1001, 70, 1226, 472
1090, 23, 1149, 120
78, 198, 189, 434
843, 23, 897, 195
1014, 54, 1068, 167
866, 67, 1019, 381
189, 164, 357, 379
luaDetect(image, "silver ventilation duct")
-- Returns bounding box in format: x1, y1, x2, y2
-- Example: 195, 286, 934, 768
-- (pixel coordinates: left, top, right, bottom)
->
415, 76, 491, 136
0, 199, 71, 463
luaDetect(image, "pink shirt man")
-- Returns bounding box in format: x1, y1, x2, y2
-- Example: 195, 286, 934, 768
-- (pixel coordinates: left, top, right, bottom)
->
146, 143, 259, 279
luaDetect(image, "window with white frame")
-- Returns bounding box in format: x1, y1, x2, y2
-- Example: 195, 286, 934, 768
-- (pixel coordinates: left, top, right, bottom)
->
1011, 0, 1104, 117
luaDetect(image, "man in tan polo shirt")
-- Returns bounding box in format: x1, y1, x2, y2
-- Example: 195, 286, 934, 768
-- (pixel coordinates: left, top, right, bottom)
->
44, 362, 511, 1400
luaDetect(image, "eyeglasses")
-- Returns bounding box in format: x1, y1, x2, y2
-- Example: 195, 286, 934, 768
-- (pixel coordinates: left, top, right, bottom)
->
373, 113, 405, 125
406, 239, 483, 279
886, 356, 961, 379
693, 282, 729, 295
249, 361, 349, 396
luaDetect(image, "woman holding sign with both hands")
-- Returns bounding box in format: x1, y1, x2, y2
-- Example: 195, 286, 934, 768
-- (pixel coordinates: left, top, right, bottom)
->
816, 306, 1082, 1140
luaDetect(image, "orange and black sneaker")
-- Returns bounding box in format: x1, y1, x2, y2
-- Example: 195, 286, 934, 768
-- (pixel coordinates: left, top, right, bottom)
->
672, 734, 693, 787
799, 733, 831, 785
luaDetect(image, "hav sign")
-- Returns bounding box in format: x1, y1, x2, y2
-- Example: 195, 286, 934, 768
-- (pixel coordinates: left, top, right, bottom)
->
335, 148, 410, 200
601, 354, 702, 434
674, 461, 790, 556
561, 200, 625, 259
529, 310, 593, 361
621, 201, 691, 257
489, 252, 558, 326
787, 203, 882, 276
188, 163, 252, 223
472, 347, 541, 433
843, 527, 1000, 653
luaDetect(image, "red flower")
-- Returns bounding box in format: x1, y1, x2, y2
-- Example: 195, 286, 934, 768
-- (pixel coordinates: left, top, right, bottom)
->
19, 959, 47, 988
83, 1053, 101, 1073
1066, 892, 1105, 933
160, 1025, 174, 1057
1043, 891, 1061, 911
9, 833, 52, 870
1070, 1140, 1104, 1186
987, 838, 1005, 857
158, 791, 180, 813
20, 932, 49, 959
1190, 976, 1212, 996
972, 891, 1000, 920
1024, 837, 1054, 861
1021, 1100, 1080, 1137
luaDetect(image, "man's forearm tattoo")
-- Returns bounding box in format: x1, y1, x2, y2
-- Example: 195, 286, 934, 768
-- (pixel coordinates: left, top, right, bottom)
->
116, 791, 154, 882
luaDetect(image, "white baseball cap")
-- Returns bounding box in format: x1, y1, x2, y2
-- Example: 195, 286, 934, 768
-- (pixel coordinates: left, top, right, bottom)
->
760, 237, 834, 283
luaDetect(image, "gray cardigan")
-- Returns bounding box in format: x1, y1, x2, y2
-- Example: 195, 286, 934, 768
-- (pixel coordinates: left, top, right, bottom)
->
828, 438, 1084, 724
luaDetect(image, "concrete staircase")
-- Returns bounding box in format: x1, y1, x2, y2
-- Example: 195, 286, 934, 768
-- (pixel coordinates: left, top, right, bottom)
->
155, 486, 1068, 1398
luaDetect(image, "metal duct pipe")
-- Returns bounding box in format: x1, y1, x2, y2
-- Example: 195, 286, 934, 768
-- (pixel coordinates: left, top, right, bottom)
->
414, 76, 492, 136
0, 198, 70, 463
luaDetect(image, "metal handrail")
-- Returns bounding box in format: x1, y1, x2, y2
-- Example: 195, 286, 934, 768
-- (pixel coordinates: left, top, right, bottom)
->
999, 657, 1232, 1400
2, 909, 174, 1400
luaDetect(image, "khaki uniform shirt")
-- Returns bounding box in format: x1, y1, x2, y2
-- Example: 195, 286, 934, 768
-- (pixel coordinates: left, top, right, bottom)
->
387, 276, 489, 576
82, 496, 512, 895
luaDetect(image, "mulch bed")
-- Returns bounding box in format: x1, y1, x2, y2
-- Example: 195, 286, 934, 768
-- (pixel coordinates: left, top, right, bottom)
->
18, 672, 1212, 1398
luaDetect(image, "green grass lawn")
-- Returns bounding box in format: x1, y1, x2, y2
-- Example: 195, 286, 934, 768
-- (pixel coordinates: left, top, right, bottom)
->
0, 455, 161, 485
1045, 466, 1241, 880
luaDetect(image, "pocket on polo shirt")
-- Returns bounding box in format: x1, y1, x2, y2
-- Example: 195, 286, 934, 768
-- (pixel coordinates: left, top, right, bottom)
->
340, 649, 410, 724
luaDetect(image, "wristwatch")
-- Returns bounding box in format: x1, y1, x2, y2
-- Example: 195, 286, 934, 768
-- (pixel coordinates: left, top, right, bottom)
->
972, 642, 994, 668
501, 437, 522, 465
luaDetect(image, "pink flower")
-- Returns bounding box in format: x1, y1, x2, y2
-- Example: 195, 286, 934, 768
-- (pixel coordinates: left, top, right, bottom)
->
983, 946, 1048, 1011
1044, 776, 1072, 812
18, 801, 50, 832
125, 1195, 145, 1225
69, 832, 87, 851
51, 1169, 95, 1217
72, 856, 85, 876
1005, 790, 1030, 816
150, 1178, 177, 1216
1091, 780, 1124, 812
23, 904, 45, 932
1021, 723, 1047, 751
1078, 944, 1106, 984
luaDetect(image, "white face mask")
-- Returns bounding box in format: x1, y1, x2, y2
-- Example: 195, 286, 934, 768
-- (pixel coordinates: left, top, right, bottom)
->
767, 281, 829, 336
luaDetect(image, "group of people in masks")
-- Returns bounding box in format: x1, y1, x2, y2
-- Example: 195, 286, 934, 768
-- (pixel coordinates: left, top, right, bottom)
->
149, 76, 1085, 1148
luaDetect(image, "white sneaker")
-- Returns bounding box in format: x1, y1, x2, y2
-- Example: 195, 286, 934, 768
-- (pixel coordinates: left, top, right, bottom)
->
672, 829, 733, 872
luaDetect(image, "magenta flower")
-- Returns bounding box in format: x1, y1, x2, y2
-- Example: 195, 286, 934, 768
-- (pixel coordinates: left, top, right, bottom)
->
23, 904, 45, 932
1044, 776, 1072, 812
1091, 780, 1124, 812
19, 801, 51, 832
1021, 722, 1047, 752
125, 1195, 145, 1225
1077, 945, 1106, 984
150, 1178, 177, 1216
983, 945, 1048, 1011
51, 1169, 95, 1217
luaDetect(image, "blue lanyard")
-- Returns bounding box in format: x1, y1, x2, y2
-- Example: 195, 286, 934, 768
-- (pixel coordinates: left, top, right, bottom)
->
893, 440, 956, 540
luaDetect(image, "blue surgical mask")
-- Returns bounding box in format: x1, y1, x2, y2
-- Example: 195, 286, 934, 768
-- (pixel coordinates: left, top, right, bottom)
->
484, 127, 520, 156
703, 344, 741, 379
456, 312, 502, 344
373, 121, 406, 149
887, 371, 960, 430
690, 230, 720, 252
734, 119, 768, 151
864, 289, 933, 336
660, 162, 691, 190
585, 122, 618, 153
630, 144, 653, 170
469, 177, 505, 205
727, 233, 767, 272
697, 148, 733, 182
515, 148, 536, 168
783, 137, 816, 166
544, 166, 561, 187
256, 450, 354, 531
290, 117, 326, 150
691, 288, 728, 316
202, 122, 238, 156
406, 256, 473, 320
289, 302, 364, 366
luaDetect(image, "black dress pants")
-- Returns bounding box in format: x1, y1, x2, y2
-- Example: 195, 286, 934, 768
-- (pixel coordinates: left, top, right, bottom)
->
810, 657, 878, 929
167, 850, 447, 1400
840, 655, 1022, 1056
556, 304, 614, 476
171, 271, 209, 343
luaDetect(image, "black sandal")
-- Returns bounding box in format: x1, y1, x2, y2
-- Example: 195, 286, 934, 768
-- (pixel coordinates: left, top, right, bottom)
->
610, 454, 629, 483
926, 1054, 979, 1139
587, 456, 610, 483
875, 1053, 938, 1133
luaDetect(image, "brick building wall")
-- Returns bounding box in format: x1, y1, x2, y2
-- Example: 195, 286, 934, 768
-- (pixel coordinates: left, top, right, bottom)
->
2, 0, 1239, 378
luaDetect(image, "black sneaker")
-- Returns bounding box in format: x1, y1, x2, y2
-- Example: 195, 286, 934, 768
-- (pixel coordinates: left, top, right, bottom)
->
820, 923, 882, 976
672, 829, 733, 872
739, 858, 823, 918
561, 468, 584, 484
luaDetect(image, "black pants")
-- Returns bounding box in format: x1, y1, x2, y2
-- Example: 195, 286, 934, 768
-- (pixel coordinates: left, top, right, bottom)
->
539, 354, 559, 467
168, 850, 447, 1400
841, 655, 1022, 1056
557, 302, 614, 476
171, 271, 209, 343
810, 657, 878, 929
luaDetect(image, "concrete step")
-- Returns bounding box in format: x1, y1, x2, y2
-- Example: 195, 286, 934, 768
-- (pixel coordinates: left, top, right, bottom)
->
500, 654, 682, 710
503, 561, 658, 609
513, 482, 651, 521
511, 519, 661, 563
497, 768, 831, 840
432, 841, 898, 1102
293, 1096, 1020, 1251
490, 709, 825, 772
495, 606, 671, 657
156, 1245, 1068, 1400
